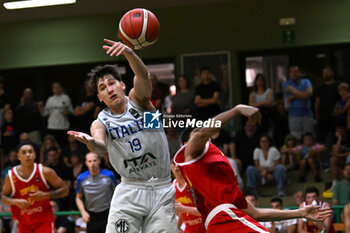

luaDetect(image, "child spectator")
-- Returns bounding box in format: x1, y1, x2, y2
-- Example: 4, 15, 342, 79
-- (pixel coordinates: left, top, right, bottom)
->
295, 133, 326, 182
332, 82, 350, 127
280, 134, 298, 171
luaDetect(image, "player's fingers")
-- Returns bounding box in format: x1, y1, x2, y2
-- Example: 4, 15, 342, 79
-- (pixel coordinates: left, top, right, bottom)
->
110, 43, 123, 56
103, 45, 111, 51
104, 38, 116, 45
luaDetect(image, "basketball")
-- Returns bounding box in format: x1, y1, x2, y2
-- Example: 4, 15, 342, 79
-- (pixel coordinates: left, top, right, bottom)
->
118, 8, 160, 50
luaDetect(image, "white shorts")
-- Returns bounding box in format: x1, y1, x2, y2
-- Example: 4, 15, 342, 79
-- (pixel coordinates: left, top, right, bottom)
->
105, 177, 178, 233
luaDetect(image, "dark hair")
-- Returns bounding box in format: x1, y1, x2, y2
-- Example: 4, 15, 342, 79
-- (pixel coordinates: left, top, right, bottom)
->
258, 134, 273, 148
245, 191, 258, 200
284, 134, 298, 146
270, 197, 283, 205
200, 66, 211, 74
288, 65, 299, 71
177, 75, 190, 89
302, 132, 314, 140
88, 64, 122, 92
305, 186, 319, 196
253, 73, 267, 92
17, 142, 35, 152
47, 146, 58, 153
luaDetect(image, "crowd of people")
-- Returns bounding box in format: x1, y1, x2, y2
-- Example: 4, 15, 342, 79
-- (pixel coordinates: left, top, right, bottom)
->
0, 43, 348, 233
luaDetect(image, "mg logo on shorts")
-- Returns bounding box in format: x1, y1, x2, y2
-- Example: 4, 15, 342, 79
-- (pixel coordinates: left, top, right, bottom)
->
143, 110, 161, 129
115, 219, 130, 233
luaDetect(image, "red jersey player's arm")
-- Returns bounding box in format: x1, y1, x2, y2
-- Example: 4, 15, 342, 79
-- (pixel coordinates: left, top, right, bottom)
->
243, 198, 332, 223
1, 174, 31, 209
29, 167, 69, 201
185, 104, 261, 160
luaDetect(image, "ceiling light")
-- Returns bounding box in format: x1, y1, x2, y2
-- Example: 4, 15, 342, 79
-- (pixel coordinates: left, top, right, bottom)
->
3, 0, 76, 10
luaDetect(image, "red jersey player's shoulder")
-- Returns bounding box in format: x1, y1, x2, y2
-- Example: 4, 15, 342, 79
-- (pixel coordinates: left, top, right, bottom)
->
174, 141, 210, 165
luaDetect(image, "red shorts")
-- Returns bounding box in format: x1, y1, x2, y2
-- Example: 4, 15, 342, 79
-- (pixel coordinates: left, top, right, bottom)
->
18, 221, 55, 233
207, 207, 268, 233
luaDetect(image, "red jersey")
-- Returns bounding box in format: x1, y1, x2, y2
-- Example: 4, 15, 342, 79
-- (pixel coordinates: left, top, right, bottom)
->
173, 179, 206, 233
9, 163, 55, 225
302, 201, 335, 233
174, 141, 248, 224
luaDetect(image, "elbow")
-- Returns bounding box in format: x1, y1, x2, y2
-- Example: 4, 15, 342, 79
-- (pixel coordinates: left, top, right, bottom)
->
62, 184, 69, 198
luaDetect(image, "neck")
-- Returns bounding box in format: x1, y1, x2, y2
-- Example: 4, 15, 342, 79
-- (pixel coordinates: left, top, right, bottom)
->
177, 177, 186, 188
325, 79, 334, 85
90, 168, 100, 177
20, 163, 35, 177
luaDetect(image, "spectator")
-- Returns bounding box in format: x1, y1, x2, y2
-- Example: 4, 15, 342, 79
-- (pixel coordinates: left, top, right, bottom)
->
271, 97, 290, 149
1, 108, 18, 155
194, 66, 221, 121
262, 197, 297, 233
1, 149, 19, 184
246, 135, 286, 197
16, 88, 43, 145
40, 134, 62, 165
162, 84, 176, 114
150, 73, 166, 110
298, 187, 335, 233
0, 76, 11, 127
73, 80, 98, 134
71, 152, 87, 181
330, 122, 350, 189
245, 192, 259, 207
295, 132, 326, 182
293, 190, 304, 206
332, 82, 350, 127
165, 127, 181, 157
62, 134, 87, 168
280, 134, 298, 171
171, 76, 194, 116
76, 152, 117, 233
42, 82, 74, 146
249, 73, 273, 134
50, 200, 73, 233
315, 67, 340, 143
282, 65, 313, 140
231, 119, 259, 173
332, 163, 350, 205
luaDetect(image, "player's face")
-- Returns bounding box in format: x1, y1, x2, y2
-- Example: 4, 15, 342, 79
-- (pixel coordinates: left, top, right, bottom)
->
270, 201, 282, 210
18, 145, 36, 165
97, 75, 126, 107
85, 153, 100, 172
305, 192, 318, 205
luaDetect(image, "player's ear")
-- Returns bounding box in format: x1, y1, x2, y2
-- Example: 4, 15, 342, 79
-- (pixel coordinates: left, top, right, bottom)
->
121, 81, 126, 90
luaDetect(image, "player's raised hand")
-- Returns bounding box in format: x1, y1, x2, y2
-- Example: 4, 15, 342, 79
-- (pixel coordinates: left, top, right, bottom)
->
15, 199, 30, 209
67, 131, 94, 146
303, 205, 333, 222
235, 104, 261, 125
103, 39, 132, 57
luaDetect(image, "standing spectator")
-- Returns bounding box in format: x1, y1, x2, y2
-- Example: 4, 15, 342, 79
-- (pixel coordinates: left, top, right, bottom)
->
231, 119, 259, 173
171, 76, 194, 115
1, 143, 68, 233
1, 108, 18, 155
294, 132, 326, 182
262, 197, 297, 233
282, 65, 313, 140
271, 97, 290, 149
298, 187, 335, 233
332, 163, 350, 205
73, 80, 98, 134
150, 73, 166, 110
246, 135, 286, 197
162, 84, 176, 114
76, 152, 117, 233
16, 88, 43, 145
0, 76, 11, 127
249, 73, 273, 134
315, 67, 340, 143
332, 83, 350, 126
194, 66, 221, 121
62, 134, 87, 167
42, 82, 74, 146
330, 122, 350, 190
280, 134, 298, 171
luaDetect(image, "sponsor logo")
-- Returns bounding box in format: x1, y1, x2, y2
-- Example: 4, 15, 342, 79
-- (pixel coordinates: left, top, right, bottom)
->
129, 108, 140, 119
143, 110, 162, 129
115, 219, 130, 233
123, 152, 157, 174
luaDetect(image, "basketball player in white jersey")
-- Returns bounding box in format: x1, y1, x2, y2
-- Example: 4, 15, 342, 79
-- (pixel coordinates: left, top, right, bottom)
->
68, 39, 177, 233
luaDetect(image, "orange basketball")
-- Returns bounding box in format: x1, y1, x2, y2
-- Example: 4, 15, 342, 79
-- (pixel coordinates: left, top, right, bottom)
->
118, 8, 160, 50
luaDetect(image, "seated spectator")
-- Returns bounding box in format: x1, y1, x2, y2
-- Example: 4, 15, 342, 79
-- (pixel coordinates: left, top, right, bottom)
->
298, 187, 335, 233
62, 134, 87, 167
344, 191, 350, 232
332, 83, 350, 127
246, 135, 286, 197
249, 73, 273, 134
1, 149, 19, 184
293, 190, 304, 206
260, 197, 297, 233
50, 200, 73, 233
330, 122, 350, 189
40, 134, 62, 165
332, 163, 350, 205
280, 134, 298, 171
295, 132, 326, 182
231, 119, 259, 173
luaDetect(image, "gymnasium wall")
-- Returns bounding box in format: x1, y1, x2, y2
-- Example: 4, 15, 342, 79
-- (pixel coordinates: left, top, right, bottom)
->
1, 0, 350, 104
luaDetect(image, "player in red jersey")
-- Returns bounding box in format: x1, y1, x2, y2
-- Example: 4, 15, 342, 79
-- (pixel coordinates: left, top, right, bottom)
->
171, 159, 206, 233
174, 104, 332, 233
1, 143, 69, 233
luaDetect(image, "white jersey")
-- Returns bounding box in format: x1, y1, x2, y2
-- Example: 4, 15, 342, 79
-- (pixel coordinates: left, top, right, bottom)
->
98, 97, 171, 180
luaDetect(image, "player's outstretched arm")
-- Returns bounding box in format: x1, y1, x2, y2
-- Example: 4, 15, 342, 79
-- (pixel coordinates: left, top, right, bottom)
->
243, 198, 332, 222
185, 104, 260, 160
103, 39, 152, 109
68, 120, 108, 154
29, 167, 69, 201
1, 174, 30, 209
